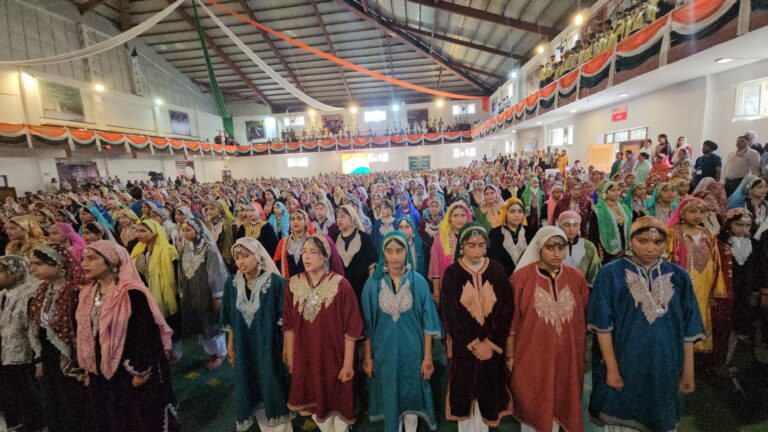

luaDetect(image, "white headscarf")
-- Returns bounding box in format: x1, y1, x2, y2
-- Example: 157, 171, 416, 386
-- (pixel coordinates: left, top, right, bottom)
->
232, 237, 280, 276
514, 226, 568, 272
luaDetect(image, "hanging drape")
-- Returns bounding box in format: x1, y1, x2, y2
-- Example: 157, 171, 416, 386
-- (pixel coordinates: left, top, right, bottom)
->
195, 0, 342, 112
0, 0, 185, 66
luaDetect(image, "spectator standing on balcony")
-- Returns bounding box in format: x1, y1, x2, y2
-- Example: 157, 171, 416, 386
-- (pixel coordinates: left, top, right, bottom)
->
723, 135, 761, 196
692, 140, 722, 190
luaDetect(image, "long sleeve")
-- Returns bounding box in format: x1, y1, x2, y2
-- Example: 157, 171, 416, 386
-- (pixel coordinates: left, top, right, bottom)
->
283, 279, 297, 334
485, 265, 514, 350
122, 290, 161, 376
259, 224, 279, 257
339, 278, 363, 340
415, 273, 443, 338
218, 276, 234, 331
360, 277, 378, 338
587, 266, 615, 333
439, 265, 484, 352
206, 246, 229, 299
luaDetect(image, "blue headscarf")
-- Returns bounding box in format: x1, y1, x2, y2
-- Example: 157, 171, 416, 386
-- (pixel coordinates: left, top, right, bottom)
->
395, 216, 426, 277
727, 175, 762, 210
80, 205, 115, 234
394, 191, 421, 226
268, 201, 290, 238
372, 231, 415, 280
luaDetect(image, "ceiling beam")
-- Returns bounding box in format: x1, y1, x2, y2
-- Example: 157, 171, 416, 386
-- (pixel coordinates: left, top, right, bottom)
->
168, 0, 271, 108
309, 0, 353, 100
388, 22, 527, 60
119, 0, 132, 32
337, 0, 492, 94
236, 0, 304, 92
406, 0, 559, 36
79, 0, 108, 14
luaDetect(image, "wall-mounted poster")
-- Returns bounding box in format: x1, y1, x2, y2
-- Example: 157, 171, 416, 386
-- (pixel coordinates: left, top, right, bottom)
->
175, 160, 195, 179
245, 120, 265, 140
169, 110, 192, 136
39, 80, 85, 122
56, 162, 99, 187
322, 114, 344, 134
408, 155, 431, 170
406, 109, 429, 128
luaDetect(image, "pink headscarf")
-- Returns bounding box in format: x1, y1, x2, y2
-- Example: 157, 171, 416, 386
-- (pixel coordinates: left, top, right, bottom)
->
667, 196, 704, 227
307, 233, 345, 276
52, 222, 87, 264
546, 184, 563, 226
76, 240, 173, 379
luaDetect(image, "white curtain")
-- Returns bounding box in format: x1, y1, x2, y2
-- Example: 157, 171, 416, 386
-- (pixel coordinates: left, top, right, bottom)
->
196, 0, 342, 112
0, 0, 186, 66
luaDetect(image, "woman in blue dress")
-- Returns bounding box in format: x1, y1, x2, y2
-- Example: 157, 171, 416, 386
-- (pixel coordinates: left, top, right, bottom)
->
361, 231, 443, 432
587, 216, 704, 432
219, 237, 295, 432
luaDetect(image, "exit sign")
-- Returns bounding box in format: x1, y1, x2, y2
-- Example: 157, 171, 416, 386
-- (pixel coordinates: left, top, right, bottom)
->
612, 106, 628, 122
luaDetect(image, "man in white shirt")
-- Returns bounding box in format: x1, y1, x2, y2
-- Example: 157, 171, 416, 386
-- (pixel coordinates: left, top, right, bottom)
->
722, 135, 761, 196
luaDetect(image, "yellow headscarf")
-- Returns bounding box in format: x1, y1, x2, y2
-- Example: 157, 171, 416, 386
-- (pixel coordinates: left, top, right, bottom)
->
439, 201, 472, 254
7, 215, 46, 257
130, 219, 179, 316
497, 197, 528, 227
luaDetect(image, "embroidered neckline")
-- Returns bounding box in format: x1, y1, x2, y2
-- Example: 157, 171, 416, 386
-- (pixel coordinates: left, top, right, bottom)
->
290, 273, 341, 323
624, 261, 674, 324
336, 230, 361, 267
234, 271, 271, 327
378, 277, 413, 322
181, 243, 207, 280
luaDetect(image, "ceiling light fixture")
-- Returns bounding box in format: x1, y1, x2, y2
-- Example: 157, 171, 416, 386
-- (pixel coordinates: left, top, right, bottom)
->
618, 92, 629, 98
574, 14, 584, 26
392, 103, 399, 111
570, 109, 578, 113
536, 45, 545, 54
155, 98, 163, 106
349, 105, 358, 114
536, 121, 543, 125
308, 109, 316, 117
715, 57, 733, 64
509, 71, 518, 79
436, 99, 444, 107
94, 84, 105, 92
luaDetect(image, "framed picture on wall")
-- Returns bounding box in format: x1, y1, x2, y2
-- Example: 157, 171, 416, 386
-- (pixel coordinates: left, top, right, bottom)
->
55, 162, 99, 188
321, 114, 344, 134
175, 160, 195, 179
39, 80, 85, 122
169, 110, 192, 136
245, 120, 265, 140
406, 109, 429, 129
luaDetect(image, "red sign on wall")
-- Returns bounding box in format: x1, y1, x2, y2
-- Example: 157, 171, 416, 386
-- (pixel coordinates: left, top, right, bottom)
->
612, 106, 628, 122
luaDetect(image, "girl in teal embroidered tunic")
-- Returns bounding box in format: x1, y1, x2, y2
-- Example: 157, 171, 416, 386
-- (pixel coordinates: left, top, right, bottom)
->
361, 231, 443, 432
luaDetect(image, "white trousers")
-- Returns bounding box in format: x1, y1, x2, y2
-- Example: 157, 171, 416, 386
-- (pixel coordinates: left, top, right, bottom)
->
199, 333, 227, 357
457, 401, 488, 432
253, 408, 293, 432
520, 421, 560, 432
399, 414, 419, 432
312, 415, 350, 432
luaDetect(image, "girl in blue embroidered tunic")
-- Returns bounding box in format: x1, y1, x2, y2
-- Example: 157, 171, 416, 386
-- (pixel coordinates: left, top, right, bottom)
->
587, 216, 704, 432
220, 237, 295, 432
372, 200, 397, 250
361, 231, 443, 432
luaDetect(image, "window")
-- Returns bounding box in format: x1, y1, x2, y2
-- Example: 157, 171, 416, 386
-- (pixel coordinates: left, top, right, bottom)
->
364, 110, 387, 123
453, 147, 476, 158
735, 77, 768, 120
605, 127, 647, 143
368, 153, 389, 163
549, 125, 573, 147
452, 103, 476, 116
287, 157, 308, 168
284, 116, 305, 127
630, 127, 647, 140
506, 84, 514, 100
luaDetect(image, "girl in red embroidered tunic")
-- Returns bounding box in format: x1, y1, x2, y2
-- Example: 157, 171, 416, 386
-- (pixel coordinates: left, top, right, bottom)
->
439, 223, 513, 432
284, 234, 363, 432
509, 227, 589, 432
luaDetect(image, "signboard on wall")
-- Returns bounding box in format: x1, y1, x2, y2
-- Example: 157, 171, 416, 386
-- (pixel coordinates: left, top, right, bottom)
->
322, 114, 344, 134
611, 106, 628, 122
408, 155, 431, 171
39, 80, 85, 122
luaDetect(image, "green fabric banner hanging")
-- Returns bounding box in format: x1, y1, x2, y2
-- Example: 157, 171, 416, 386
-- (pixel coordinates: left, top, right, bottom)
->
192, 0, 234, 138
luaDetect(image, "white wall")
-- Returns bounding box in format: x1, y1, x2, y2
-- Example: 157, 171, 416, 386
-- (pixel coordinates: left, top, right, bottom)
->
508, 59, 768, 167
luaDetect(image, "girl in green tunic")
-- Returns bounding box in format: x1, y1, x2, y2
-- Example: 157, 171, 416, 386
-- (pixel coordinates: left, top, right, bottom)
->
220, 237, 295, 432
